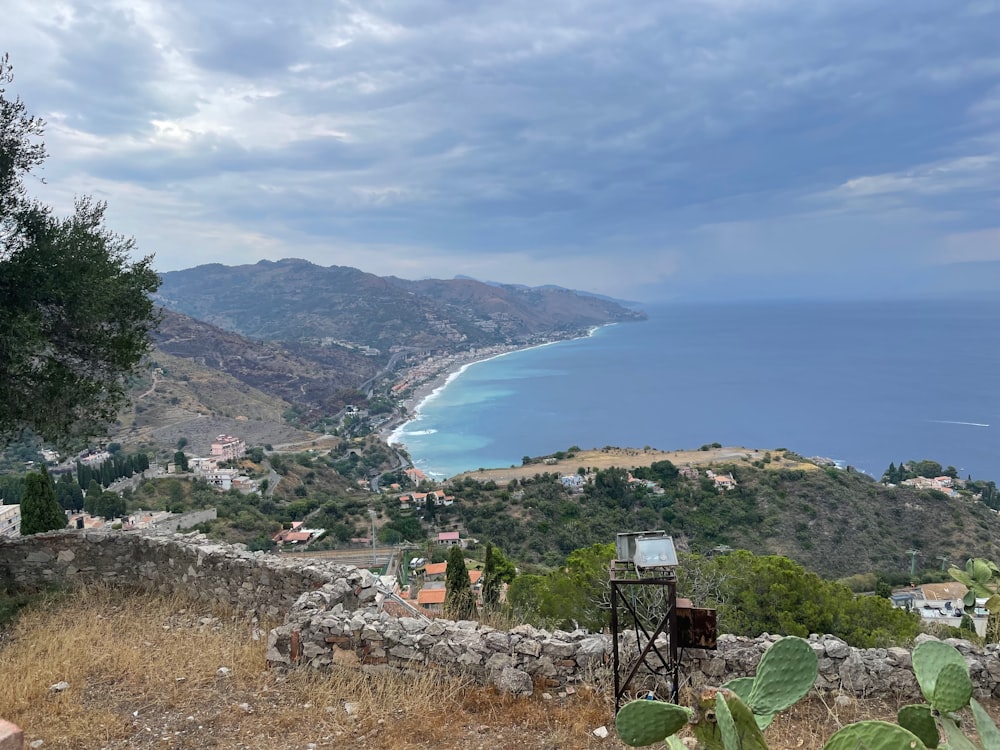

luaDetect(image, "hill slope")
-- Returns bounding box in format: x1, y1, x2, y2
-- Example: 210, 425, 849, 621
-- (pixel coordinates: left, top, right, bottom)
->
442, 454, 1000, 578
156, 258, 645, 351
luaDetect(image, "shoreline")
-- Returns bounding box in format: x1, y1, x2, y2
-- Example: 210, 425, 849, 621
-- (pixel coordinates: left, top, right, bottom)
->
381, 325, 612, 448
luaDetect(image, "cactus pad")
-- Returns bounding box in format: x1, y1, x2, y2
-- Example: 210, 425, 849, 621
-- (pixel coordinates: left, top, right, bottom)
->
971, 698, 1000, 750
823, 721, 927, 750
912, 640, 968, 704
615, 700, 691, 747
897, 704, 939, 749
746, 636, 818, 715
931, 661, 973, 714
690, 689, 767, 750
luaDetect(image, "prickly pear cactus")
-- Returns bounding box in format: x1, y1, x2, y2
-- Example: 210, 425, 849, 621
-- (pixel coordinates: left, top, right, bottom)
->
970, 698, 1000, 750
931, 661, 973, 714
615, 699, 691, 747
690, 688, 768, 750
823, 721, 927, 750
721, 635, 818, 729
912, 640, 969, 705
897, 704, 939, 749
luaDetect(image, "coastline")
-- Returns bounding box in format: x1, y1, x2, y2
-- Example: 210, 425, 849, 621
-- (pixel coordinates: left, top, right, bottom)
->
381, 325, 612, 446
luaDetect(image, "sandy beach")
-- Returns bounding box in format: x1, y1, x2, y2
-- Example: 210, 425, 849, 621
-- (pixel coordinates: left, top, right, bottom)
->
381, 326, 610, 445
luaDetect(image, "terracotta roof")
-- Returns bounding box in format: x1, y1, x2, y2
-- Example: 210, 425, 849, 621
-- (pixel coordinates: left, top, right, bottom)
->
417, 588, 447, 605
438, 531, 460, 541
283, 532, 312, 542
424, 562, 448, 576
468, 570, 483, 584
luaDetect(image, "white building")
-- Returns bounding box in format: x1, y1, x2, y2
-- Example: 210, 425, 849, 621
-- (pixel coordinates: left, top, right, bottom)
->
0, 504, 21, 538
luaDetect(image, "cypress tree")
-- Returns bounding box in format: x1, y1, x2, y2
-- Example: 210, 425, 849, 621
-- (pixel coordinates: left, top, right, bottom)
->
20, 468, 66, 535
444, 545, 475, 619
85, 479, 101, 515
482, 543, 501, 610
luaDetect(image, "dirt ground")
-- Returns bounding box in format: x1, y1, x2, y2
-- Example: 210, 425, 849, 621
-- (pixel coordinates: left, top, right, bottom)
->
451, 445, 818, 483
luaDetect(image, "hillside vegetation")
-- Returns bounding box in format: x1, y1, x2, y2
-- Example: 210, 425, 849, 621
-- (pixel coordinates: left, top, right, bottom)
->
435, 453, 1000, 579
157, 258, 644, 350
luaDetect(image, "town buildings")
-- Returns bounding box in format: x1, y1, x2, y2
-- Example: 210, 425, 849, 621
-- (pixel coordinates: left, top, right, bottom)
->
210, 435, 246, 462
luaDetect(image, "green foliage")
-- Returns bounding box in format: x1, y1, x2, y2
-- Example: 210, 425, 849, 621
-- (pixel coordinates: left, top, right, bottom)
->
445, 546, 475, 619
679, 551, 920, 647
507, 543, 615, 631
19, 467, 65, 534
1, 57, 160, 446
949, 557, 1000, 640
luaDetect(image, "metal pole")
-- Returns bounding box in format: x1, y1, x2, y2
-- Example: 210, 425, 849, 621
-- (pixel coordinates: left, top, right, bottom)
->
610, 568, 621, 709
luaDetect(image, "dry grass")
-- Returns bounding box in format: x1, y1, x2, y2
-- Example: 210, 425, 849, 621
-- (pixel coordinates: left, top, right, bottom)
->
452, 446, 816, 484
4, 587, 997, 749
0, 587, 617, 749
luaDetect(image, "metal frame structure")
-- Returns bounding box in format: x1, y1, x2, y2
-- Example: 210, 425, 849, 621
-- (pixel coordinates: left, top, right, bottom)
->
609, 560, 680, 708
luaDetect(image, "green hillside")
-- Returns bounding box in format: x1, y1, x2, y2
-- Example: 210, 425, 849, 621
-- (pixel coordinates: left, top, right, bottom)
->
433, 459, 1000, 579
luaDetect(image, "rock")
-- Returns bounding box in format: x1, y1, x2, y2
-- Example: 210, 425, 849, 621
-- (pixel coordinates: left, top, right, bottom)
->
49, 681, 69, 693
834, 694, 853, 708
344, 702, 361, 717
494, 666, 533, 696
238, 703, 253, 713
29, 741, 44, 749
216, 667, 231, 677
824, 637, 850, 659
592, 726, 609, 739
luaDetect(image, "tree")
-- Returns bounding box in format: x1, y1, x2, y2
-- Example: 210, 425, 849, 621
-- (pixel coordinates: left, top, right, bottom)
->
173, 451, 189, 472
0, 56, 160, 447
19, 466, 65, 534
84, 479, 101, 515
445, 545, 475, 619
481, 543, 516, 610
55, 472, 83, 511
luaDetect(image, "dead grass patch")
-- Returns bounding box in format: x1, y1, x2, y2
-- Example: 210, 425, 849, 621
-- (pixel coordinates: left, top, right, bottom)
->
5, 587, 998, 749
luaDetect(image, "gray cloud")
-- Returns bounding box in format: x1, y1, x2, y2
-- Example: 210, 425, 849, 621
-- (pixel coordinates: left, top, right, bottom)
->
3, 0, 998, 298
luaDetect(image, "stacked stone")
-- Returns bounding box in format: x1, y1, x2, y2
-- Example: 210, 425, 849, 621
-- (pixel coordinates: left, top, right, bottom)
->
0, 531, 370, 620
10, 532, 1000, 700
267, 592, 611, 696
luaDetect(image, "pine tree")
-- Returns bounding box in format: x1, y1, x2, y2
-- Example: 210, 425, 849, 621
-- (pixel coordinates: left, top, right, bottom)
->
19, 467, 66, 534
445, 545, 475, 619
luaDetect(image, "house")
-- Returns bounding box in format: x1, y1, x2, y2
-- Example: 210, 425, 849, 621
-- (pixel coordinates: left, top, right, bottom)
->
437, 531, 460, 546
679, 466, 699, 480
0, 504, 21, 538
272, 521, 324, 546
468, 569, 483, 593
416, 587, 446, 613
712, 473, 737, 491
560, 475, 585, 490
424, 562, 448, 581
404, 468, 427, 483
900, 582, 988, 638
210, 435, 246, 462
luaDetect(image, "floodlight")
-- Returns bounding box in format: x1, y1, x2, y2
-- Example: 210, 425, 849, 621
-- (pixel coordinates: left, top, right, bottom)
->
616, 530, 667, 563
634, 535, 678, 569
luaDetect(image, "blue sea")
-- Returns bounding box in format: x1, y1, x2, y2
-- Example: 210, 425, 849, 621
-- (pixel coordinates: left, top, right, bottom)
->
391, 300, 1000, 482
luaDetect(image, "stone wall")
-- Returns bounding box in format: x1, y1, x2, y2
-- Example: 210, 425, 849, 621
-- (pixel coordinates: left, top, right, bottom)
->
5, 531, 1000, 702
0, 530, 376, 621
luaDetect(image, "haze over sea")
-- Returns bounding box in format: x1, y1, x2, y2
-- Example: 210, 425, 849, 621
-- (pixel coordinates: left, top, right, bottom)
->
392, 300, 1000, 482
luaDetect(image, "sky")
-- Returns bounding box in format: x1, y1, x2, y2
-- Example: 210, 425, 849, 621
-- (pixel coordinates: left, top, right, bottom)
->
4, 0, 999, 301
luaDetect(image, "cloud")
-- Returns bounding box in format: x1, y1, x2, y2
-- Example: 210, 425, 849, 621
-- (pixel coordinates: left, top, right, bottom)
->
2, 0, 999, 298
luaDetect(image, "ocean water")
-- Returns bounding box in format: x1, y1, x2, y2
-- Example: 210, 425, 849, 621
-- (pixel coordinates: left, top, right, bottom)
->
392, 300, 1000, 481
